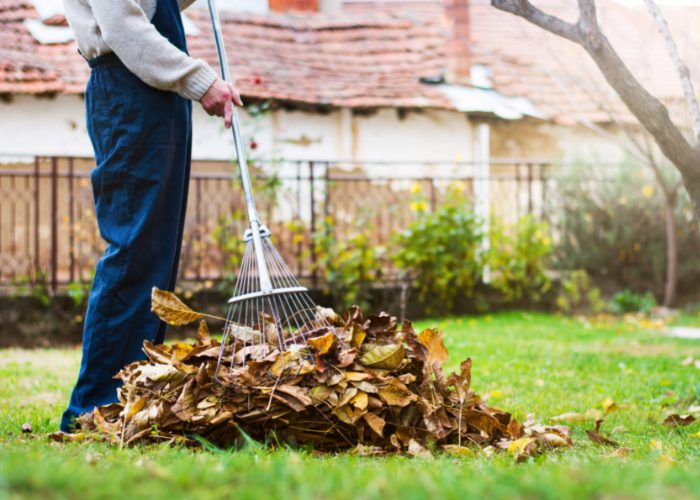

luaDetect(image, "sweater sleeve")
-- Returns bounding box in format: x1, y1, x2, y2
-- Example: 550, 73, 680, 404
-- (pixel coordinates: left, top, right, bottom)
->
90, 0, 217, 101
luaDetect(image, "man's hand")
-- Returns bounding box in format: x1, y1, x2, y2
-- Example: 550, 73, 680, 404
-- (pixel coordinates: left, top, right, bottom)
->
200, 78, 243, 128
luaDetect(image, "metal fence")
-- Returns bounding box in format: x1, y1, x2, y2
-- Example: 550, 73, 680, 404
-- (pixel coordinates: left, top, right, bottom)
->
0, 156, 552, 291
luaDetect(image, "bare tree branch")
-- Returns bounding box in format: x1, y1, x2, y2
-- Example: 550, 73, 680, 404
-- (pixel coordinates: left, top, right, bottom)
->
643, 0, 700, 146
490, 0, 580, 42
491, 0, 699, 180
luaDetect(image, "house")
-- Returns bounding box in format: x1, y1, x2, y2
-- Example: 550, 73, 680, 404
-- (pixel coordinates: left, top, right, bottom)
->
0, 0, 697, 286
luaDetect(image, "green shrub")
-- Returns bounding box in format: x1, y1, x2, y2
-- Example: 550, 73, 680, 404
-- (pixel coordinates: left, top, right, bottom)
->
556, 270, 605, 315
549, 159, 700, 297
609, 289, 656, 315
487, 214, 552, 302
391, 189, 483, 315
313, 214, 385, 311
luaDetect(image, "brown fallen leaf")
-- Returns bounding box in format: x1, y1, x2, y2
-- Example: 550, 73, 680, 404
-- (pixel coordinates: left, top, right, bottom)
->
48, 431, 87, 443
359, 343, 405, 370
607, 447, 632, 458
662, 414, 697, 427
585, 419, 619, 447
407, 439, 432, 458
506, 436, 538, 462
151, 287, 225, 325
308, 332, 336, 355
417, 329, 449, 365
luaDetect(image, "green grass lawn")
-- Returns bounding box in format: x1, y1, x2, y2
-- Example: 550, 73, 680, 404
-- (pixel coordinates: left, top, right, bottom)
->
1, 312, 699, 499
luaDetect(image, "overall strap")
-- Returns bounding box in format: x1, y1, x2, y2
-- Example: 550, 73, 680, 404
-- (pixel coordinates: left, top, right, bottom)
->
150, 0, 188, 54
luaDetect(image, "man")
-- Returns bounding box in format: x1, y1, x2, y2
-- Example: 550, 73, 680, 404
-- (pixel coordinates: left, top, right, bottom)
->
60, 0, 242, 432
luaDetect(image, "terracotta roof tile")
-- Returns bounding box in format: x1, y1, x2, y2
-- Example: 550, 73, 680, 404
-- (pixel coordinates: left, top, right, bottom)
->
3, 0, 697, 123
0, 2, 452, 108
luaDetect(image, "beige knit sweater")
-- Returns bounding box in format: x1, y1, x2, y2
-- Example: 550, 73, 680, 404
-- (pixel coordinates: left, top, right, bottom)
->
63, 0, 218, 101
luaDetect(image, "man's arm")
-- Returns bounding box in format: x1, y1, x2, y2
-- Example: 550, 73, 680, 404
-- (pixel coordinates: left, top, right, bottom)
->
90, 0, 216, 101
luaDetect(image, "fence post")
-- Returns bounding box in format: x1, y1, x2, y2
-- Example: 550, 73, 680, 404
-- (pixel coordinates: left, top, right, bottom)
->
527, 162, 534, 214
195, 177, 202, 280
68, 157, 76, 283
50, 157, 58, 293
540, 163, 547, 220
295, 161, 303, 277
323, 162, 330, 220
309, 161, 317, 288
33, 157, 40, 282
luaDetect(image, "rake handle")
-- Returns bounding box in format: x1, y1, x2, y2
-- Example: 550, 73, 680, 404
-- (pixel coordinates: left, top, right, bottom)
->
205, 0, 273, 292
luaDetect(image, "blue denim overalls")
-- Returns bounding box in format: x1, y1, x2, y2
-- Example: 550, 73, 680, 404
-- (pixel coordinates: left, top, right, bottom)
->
61, 0, 192, 431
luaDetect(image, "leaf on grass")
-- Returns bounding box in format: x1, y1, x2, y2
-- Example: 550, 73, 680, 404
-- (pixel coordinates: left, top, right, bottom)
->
680, 356, 694, 366
602, 398, 617, 413
441, 444, 473, 456
506, 437, 537, 462
359, 343, 405, 370
607, 447, 632, 458
537, 432, 571, 447
407, 439, 432, 458
48, 431, 86, 443
585, 419, 619, 447
662, 414, 697, 427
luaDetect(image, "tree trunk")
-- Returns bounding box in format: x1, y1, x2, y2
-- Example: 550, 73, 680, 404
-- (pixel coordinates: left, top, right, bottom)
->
662, 191, 678, 307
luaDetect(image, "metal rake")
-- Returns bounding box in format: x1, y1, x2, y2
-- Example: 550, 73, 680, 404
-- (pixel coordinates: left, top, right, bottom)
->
205, 0, 333, 380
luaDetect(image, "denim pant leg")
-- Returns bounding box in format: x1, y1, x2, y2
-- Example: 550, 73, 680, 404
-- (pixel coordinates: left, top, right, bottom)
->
61, 69, 191, 432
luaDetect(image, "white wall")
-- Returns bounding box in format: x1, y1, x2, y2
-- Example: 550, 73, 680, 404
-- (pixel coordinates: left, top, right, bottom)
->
3, 94, 635, 171
0, 95, 474, 166
0, 95, 93, 159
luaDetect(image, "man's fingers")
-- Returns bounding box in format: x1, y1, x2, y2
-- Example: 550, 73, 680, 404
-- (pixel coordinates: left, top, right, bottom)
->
229, 84, 243, 106
223, 99, 233, 128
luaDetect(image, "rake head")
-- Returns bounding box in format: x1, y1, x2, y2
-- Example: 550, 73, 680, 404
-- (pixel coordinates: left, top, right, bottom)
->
215, 225, 334, 381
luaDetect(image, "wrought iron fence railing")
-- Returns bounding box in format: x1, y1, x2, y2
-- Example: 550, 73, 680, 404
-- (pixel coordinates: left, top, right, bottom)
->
0, 156, 552, 291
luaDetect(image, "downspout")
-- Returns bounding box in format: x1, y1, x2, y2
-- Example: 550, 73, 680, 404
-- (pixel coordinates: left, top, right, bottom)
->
474, 121, 491, 282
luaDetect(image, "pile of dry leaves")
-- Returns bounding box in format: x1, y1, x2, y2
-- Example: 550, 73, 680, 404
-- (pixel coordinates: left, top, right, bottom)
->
79, 289, 571, 459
